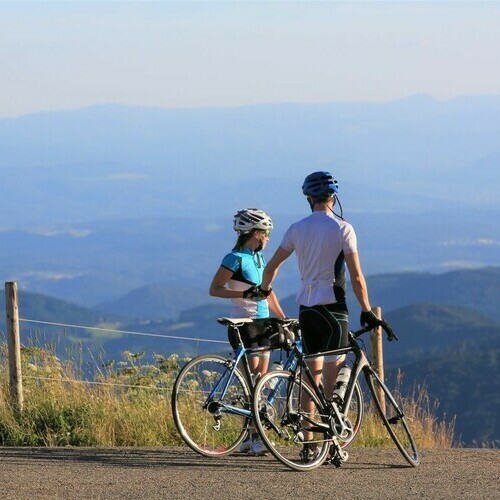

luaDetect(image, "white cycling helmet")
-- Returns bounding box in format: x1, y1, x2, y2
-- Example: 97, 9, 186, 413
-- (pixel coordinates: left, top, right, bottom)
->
233, 208, 273, 234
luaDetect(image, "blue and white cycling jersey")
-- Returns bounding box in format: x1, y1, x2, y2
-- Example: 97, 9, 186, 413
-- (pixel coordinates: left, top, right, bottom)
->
221, 248, 269, 319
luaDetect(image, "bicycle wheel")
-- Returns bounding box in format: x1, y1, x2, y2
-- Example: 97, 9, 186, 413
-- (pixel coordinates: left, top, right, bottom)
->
365, 368, 420, 466
252, 370, 330, 471
339, 380, 364, 448
171, 354, 251, 457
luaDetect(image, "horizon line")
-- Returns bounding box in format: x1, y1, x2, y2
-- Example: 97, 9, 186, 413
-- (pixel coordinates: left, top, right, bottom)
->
2, 92, 500, 120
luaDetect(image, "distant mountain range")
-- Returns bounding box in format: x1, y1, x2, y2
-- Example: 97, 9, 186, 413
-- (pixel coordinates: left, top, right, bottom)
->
0, 290, 115, 327
1, 95, 499, 226
273, 266, 500, 324
349, 266, 500, 321
1, 95, 499, 305
1, 208, 499, 307
96, 284, 219, 321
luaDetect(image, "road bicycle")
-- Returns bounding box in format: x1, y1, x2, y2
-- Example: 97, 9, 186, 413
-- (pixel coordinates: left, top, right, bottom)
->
252, 321, 420, 471
171, 317, 364, 457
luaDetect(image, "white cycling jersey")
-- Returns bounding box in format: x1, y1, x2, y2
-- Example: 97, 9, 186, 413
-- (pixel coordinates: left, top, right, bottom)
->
279, 211, 357, 307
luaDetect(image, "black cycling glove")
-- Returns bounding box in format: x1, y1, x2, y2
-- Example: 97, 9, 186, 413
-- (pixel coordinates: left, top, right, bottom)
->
242, 286, 263, 300
360, 310, 382, 329
257, 285, 272, 298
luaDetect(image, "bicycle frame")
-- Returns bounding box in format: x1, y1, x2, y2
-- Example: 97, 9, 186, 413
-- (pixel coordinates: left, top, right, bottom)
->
203, 331, 303, 420
286, 328, 372, 441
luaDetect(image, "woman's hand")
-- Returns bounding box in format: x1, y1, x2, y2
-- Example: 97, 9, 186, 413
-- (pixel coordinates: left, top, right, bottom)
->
242, 286, 266, 300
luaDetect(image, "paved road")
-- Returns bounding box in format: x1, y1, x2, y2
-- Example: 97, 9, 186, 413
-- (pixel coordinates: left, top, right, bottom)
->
0, 447, 498, 499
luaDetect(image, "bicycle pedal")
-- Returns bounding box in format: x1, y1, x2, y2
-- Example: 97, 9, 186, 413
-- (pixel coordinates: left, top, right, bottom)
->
330, 456, 345, 468
327, 447, 349, 467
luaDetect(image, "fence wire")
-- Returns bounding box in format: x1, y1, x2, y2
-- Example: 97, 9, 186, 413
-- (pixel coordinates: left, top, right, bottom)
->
19, 318, 228, 344
23, 375, 172, 392
17, 317, 228, 390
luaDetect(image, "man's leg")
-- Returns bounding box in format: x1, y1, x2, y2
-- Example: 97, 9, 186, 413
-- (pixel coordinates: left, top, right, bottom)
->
303, 356, 323, 439
323, 355, 346, 399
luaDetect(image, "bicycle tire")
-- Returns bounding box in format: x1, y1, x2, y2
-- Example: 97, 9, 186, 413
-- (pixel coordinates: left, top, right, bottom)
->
171, 354, 251, 457
252, 370, 330, 471
339, 379, 364, 448
365, 368, 420, 466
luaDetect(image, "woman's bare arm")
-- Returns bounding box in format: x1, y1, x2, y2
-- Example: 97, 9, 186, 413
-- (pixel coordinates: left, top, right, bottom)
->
209, 267, 244, 298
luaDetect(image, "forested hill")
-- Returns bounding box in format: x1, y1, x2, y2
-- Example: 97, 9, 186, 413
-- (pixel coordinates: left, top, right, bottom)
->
0, 290, 118, 326
384, 303, 500, 356
92, 266, 500, 323
373, 303, 500, 446
361, 267, 500, 320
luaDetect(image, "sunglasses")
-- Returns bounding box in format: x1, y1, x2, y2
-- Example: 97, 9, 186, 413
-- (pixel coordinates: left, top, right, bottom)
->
261, 230, 271, 237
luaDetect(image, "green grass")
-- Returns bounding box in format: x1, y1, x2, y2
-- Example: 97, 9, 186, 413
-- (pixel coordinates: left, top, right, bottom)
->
0, 343, 454, 448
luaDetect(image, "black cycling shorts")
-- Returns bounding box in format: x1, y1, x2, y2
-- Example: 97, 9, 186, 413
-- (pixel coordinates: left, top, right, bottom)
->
299, 303, 349, 355
227, 318, 272, 350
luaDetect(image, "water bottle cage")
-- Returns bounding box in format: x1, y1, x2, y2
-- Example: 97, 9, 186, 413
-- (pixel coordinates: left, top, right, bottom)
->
331, 366, 351, 404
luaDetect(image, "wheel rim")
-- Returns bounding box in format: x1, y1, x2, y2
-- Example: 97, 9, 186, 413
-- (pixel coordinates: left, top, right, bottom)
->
366, 371, 419, 466
253, 370, 330, 470
172, 355, 250, 456
339, 380, 364, 448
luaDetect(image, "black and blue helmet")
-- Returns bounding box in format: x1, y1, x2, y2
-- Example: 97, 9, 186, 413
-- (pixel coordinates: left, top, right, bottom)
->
302, 171, 339, 197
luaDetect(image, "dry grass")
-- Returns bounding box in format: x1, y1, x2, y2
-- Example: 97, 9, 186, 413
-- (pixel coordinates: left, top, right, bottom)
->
355, 370, 455, 448
0, 344, 454, 448
0, 344, 184, 446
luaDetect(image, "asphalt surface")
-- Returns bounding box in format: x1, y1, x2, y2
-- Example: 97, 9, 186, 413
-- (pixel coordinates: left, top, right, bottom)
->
0, 447, 498, 499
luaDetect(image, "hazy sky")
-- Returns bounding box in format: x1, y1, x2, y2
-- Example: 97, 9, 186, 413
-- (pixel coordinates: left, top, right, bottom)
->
1, 1, 499, 117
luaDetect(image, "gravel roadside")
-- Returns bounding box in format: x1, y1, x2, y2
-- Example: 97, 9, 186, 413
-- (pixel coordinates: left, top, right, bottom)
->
0, 447, 498, 499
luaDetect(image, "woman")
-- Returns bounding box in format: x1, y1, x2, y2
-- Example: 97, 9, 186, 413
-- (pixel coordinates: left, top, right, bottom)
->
209, 208, 286, 455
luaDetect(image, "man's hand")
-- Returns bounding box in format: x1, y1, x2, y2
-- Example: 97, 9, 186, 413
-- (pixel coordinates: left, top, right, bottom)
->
360, 310, 382, 329
257, 285, 273, 298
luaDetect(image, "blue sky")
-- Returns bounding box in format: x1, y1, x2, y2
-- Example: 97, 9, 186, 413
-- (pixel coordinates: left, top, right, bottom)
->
1, 1, 499, 117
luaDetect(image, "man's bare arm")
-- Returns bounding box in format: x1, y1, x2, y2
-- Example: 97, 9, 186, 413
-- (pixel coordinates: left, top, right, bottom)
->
261, 247, 293, 291
344, 251, 371, 312
267, 291, 286, 319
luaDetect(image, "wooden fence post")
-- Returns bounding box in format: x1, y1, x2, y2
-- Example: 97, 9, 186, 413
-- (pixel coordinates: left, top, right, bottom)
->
370, 306, 385, 413
370, 306, 384, 380
5, 281, 24, 413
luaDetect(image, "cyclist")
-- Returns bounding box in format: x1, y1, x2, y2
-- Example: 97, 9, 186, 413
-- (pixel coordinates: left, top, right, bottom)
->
209, 208, 286, 455
259, 171, 381, 462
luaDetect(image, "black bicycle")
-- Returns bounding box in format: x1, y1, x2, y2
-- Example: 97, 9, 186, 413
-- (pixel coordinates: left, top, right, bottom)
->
252, 321, 420, 471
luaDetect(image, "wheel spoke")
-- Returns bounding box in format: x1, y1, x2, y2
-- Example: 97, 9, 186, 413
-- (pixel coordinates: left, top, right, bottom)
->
338, 380, 364, 448
252, 370, 330, 471
366, 370, 420, 466
172, 355, 250, 456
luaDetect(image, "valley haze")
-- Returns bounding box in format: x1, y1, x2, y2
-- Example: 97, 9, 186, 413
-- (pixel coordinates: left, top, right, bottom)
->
0, 95, 498, 306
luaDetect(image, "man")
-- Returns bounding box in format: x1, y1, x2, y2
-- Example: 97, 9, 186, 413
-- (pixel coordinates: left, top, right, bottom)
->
260, 171, 380, 403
